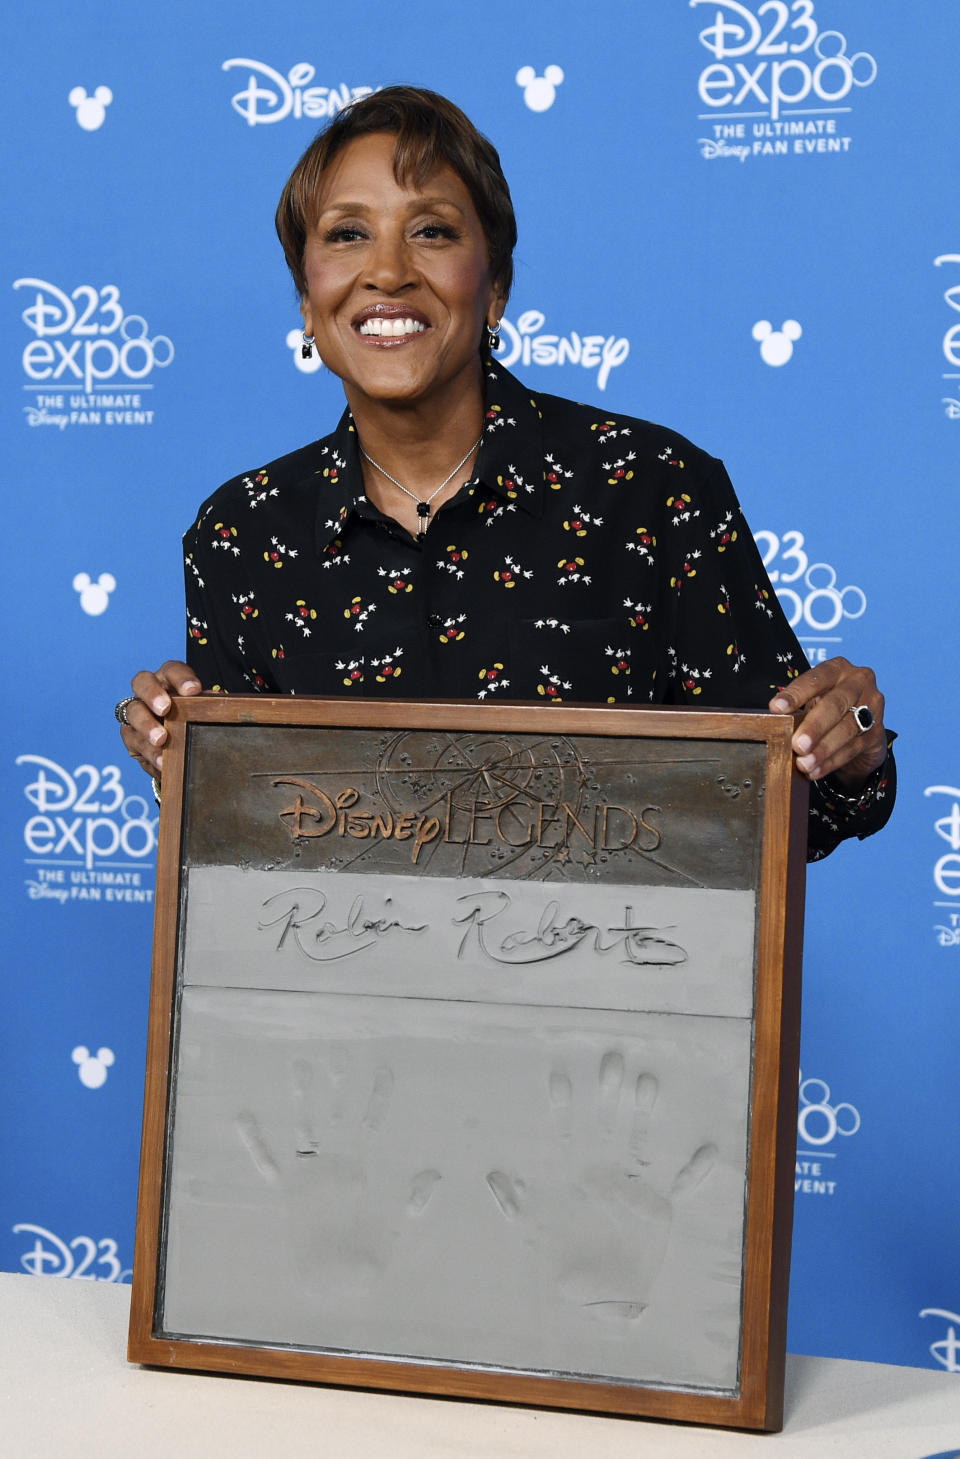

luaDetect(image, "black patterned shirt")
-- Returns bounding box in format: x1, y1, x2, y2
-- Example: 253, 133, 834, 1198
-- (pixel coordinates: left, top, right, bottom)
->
183, 360, 894, 859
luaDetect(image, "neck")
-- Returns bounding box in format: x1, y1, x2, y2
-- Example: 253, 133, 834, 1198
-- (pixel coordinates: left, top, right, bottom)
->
344, 360, 486, 494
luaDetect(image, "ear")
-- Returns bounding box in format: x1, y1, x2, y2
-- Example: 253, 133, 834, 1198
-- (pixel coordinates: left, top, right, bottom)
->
487, 283, 509, 331
300, 294, 314, 337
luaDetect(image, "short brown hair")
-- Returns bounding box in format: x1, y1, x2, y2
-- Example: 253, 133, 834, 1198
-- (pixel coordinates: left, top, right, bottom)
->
275, 87, 517, 299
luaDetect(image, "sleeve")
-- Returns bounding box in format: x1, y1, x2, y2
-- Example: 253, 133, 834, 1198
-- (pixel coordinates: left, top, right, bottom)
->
182, 498, 276, 694
661, 458, 896, 860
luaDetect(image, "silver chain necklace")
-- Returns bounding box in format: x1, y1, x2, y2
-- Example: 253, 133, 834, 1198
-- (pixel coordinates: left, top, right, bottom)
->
358, 433, 483, 541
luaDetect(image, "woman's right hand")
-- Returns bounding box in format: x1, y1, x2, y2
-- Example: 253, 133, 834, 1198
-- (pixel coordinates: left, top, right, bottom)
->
119, 661, 204, 778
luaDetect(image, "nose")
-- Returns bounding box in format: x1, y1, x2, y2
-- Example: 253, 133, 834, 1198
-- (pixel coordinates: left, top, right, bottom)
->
362, 227, 415, 293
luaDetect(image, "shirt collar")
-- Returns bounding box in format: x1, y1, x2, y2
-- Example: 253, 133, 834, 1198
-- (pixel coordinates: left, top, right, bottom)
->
472, 359, 546, 518
313, 361, 546, 555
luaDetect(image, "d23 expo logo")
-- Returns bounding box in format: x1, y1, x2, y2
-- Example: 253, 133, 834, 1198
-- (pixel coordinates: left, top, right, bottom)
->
925, 785, 960, 946
795, 1070, 860, 1197
17, 755, 157, 901
752, 530, 866, 664
692, 0, 877, 161
13, 279, 173, 427
12, 1223, 130, 1282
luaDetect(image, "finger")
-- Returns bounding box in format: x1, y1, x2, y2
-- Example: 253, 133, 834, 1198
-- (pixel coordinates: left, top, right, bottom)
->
123, 695, 167, 742
796, 696, 886, 781
120, 721, 163, 775
769, 656, 854, 715
770, 658, 878, 745
793, 674, 882, 761
793, 713, 863, 779
804, 727, 888, 783
131, 661, 202, 717
120, 696, 168, 774
157, 660, 204, 694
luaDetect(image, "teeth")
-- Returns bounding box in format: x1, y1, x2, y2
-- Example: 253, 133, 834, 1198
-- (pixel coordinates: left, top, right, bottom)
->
358, 317, 427, 337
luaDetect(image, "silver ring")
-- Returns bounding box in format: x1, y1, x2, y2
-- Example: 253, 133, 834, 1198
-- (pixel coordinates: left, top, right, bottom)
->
114, 695, 137, 726
850, 703, 874, 734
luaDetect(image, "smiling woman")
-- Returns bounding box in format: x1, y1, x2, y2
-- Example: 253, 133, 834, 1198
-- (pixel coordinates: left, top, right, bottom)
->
295, 129, 501, 512
118, 85, 895, 861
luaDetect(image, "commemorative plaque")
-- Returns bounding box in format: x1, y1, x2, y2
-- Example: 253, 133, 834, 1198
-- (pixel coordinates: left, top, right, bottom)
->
129, 697, 807, 1430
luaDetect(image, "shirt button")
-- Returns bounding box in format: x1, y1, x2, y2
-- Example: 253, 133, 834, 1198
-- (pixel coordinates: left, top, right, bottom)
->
427, 613, 443, 629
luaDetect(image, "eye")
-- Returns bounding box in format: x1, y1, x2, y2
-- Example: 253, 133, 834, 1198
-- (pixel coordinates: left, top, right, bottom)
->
414, 222, 461, 242
323, 224, 368, 244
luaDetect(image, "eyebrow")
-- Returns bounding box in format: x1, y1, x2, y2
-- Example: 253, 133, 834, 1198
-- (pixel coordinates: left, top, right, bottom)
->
317, 196, 468, 219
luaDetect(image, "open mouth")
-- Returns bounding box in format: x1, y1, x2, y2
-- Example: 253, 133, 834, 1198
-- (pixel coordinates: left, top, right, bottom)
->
352, 305, 431, 343
357, 316, 427, 338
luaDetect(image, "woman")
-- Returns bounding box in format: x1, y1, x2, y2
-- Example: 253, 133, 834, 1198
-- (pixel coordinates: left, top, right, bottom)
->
118, 87, 893, 859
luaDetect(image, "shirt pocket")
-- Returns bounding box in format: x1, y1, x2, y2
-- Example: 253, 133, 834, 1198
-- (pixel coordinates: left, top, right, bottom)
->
507, 617, 642, 705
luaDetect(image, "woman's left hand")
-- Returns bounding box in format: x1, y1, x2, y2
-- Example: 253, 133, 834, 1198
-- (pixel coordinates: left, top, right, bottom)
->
768, 656, 888, 788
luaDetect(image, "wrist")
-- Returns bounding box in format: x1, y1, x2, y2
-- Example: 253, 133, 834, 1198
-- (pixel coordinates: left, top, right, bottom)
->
820, 738, 894, 808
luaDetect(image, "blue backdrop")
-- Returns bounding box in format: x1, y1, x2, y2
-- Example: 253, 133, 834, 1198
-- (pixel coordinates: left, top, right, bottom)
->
3, 0, 958, 1375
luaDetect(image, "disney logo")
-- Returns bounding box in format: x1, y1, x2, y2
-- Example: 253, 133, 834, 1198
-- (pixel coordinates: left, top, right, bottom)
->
222, 59, 376, 126
920, 1308, 960, 1373
698, 137, 750, 161
499, 310, 629, 392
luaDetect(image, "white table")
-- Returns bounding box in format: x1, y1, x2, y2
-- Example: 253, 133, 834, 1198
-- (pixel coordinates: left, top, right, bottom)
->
2, 1273, 958, 1458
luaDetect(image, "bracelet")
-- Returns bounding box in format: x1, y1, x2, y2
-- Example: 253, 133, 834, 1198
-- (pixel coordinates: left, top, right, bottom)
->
818, 738, 895, 810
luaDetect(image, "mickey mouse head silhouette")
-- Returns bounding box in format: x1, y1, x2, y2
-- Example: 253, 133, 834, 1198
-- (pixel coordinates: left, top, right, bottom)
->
72, 1046, 115, 1089
68, 86, 113, 131
286, 327, 324, 374
73, 571, 116, 616
516, 65, 565, 113
752, 319, 802, 367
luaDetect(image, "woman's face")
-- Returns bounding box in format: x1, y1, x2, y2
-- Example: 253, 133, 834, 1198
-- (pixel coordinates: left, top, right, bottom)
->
301, 131, 502, 412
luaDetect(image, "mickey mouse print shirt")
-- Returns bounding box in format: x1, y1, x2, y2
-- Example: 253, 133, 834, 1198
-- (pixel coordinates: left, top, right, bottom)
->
183, 361, 894, 859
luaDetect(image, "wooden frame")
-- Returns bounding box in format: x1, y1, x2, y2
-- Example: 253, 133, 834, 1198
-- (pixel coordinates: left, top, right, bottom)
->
129, 697, 807, 1431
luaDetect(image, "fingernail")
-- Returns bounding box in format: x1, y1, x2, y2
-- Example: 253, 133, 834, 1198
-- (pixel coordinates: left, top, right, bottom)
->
155, 752, 163, 772
148, 727, 166, 746
795, 733, 812, 754
797, 753, 816, 773
182, 680, 201, 692
771, 697, 790, 712
152, 695, 171, 714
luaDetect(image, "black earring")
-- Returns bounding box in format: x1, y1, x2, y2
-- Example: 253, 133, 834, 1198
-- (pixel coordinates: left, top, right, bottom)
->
486, 320, 502, 352
301, 331, 315, 359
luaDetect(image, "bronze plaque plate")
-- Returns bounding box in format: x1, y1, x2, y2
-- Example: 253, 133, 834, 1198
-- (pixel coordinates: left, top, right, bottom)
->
129, 698, 806, 1431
